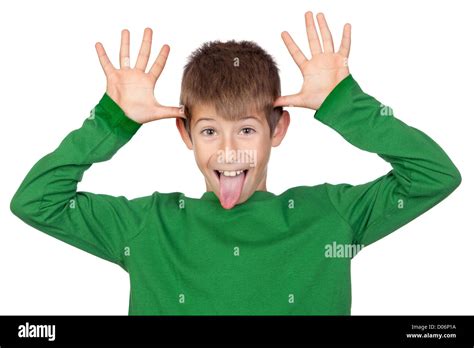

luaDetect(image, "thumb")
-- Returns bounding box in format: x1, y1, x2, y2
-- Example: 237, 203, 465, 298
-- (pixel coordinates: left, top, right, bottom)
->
152, 105, 186, 121
273, 94, 302, 107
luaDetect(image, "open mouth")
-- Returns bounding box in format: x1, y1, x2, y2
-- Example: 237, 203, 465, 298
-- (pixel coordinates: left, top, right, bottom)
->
213, 169, 249, 179
212, 168, 250, 209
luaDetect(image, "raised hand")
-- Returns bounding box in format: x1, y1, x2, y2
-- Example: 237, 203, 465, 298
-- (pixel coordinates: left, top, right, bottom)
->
275, 12, 351, 111
95, 28, 184, 124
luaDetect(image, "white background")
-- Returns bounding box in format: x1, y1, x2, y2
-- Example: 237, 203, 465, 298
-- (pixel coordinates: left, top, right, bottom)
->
0, 0, 472, 315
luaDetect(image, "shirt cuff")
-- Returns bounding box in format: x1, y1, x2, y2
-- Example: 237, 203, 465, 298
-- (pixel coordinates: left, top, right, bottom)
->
313, 74, 358, 123
98, 92, 142, 137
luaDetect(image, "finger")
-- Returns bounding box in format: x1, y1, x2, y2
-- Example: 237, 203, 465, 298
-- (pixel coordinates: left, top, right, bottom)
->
273, 94, 301, 108
135, 27, 153, 71
281, 31, 308, 71
316, 12, 334, 53
305, 11, 322, 56
120, 29, 131, 69
154, 105, 187, 120
338, 23, 351, 58
95, 42, 115, 76
149, 44, 170, 82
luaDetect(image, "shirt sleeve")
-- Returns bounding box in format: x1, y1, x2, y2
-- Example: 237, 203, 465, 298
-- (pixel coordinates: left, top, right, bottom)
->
315, 74, 462, 247
10, 92, 153, 271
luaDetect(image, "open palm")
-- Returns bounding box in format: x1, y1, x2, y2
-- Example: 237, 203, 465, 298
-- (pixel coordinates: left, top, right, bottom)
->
275, 12, 351, 111
95, 28, 184, 124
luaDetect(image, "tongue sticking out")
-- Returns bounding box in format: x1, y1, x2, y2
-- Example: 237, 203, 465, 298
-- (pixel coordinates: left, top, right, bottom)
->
218, 171, 246, 209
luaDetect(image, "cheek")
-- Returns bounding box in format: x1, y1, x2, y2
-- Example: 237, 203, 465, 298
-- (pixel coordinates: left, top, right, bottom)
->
252, 140, 271, 169
255, 152, 270, 173
193, 140, 216, 168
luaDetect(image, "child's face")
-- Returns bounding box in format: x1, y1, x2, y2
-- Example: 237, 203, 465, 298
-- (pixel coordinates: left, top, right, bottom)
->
177, 103, 290, 209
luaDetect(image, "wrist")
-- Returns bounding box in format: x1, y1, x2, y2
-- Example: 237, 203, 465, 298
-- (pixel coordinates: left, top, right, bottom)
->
308, 73, 351, 111
99, 92, 142, 136
314, 73, 356, 121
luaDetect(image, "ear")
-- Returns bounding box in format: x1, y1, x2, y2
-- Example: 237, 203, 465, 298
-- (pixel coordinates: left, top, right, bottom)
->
271, 110, 290, 147
176, 118, 193, 150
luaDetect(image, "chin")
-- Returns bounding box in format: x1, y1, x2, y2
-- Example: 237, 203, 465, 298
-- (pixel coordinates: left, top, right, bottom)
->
237, 190, 250, 204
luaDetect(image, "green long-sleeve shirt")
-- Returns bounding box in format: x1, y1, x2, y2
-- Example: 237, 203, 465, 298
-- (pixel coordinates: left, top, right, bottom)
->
10, 74, 461, 315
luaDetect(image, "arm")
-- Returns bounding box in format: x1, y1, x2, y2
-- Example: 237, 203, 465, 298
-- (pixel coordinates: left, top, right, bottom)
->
277, 12, 461, 247
10, 28, 185, 270
316, 74, 461, 246
10, 93, 148, 269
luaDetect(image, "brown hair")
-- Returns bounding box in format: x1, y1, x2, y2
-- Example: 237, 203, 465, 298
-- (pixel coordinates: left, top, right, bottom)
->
179, 40, 283, 138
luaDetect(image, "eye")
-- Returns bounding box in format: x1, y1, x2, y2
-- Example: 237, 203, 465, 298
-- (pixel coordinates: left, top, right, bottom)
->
240, 127, 256, 135
200, 128, 216, 136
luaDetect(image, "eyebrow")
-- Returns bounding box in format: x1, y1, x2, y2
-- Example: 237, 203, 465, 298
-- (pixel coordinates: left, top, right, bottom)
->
240, 116, 263, 124
195, 115, 263, 126
194, 117, 215, 126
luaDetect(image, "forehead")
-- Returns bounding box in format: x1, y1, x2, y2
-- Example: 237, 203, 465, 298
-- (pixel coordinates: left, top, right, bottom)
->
192, 103, 266, 125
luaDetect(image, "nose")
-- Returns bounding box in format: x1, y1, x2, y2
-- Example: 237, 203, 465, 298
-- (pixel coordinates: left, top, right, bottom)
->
222, 135, 238, 153
217, 134, 240, 165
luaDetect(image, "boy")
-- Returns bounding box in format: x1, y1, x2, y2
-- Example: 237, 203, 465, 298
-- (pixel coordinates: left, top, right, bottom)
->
10, 12, 461, 315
